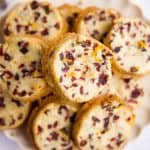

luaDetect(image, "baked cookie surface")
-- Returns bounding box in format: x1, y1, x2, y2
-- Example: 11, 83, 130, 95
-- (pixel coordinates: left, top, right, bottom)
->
44, 33, 112, 103
32, 101, 77, 150
0, 87, 30, 130
73, 95, 134, 150
3, 0, 67, 42
58, 4, 81, 31
0, 36, 48, 102
75, 7, 121, 41
105, 18, 150, 77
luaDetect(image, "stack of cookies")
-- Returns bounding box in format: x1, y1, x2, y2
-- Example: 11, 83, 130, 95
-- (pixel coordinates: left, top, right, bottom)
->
0, 0, 149, 150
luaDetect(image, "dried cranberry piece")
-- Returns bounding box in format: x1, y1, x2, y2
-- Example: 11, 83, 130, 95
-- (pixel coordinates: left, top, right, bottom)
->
4, 25, 10, 36
131, 88, 143, 98
0, 97, 5, 107
114, 46, 121, 53
30, 1, 39, 10
4, 53, 11, 61
0, 118, 5, 126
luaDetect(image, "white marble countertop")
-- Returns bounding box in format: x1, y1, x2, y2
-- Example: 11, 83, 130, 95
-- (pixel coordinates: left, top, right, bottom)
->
0, 0, 149, 150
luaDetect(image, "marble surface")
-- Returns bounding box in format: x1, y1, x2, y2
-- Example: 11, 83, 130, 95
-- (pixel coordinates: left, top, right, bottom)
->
0, 0, 149, 150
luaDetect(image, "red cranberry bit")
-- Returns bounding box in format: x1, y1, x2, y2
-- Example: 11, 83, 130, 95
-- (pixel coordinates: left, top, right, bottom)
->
42, 16, 47, 23
50, 131, 59, 140
18, 90, 27, 97
104, 117, 109, 129
41, 28, 49, 36
80, 140, 87, 147
3, 71, 13, 79
18, 113, 23, 120
113, 115, 120, 121
84, 15, 92, 22
97, 74, 108, 86
54, 22, 60, 29
59, 53, 64, 60
107, 144, 113, 149
9, 118, 15, 126
4, 25, 11, 36
48, 124, 52, 129
4, 53, 11, 61
80, 86, 84, 95
43, 5, 50, 14
92, 116, 100, 126
22, 69, 31, 77
29, 31, 37, 34
65, 51, 74, 65
0, 97, 5, 107
131, 88, 143, 98
123, 78, 131, 84
53, 121, 58, 128
34, 12, 41, 21
58, 105, 69, 121
0, 118, 5, 126
67, 16, 74, 26
125, 22, 131, 32
30, 1, 39, 10
11, 99, 22, 107
0, 46, 4, 56
93, 63, 101, 71
37, 125, 43, 134
14, 73, 19, 80
91, 30, 99, 39
16, 24, 22, 32
114, 46, 121, 53
62, 64, 69, 72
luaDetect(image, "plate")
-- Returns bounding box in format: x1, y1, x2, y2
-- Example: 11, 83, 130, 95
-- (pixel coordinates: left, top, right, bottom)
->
0, 0, 150, 150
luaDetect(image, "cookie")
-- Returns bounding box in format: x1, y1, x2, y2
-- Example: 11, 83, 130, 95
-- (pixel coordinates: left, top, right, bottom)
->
0, 87, 30, 130
31, 99, 78, 150
3, 0, 68, 43
73, 95, 135, 150
58, 4, 81, 31
43, 33, 112, 103
75, 7, 121, 41
105, 18, 150, 77
0, 36, 48, 102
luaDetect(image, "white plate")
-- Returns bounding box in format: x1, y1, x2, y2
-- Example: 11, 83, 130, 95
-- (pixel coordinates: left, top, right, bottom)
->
0, 0, 150, 150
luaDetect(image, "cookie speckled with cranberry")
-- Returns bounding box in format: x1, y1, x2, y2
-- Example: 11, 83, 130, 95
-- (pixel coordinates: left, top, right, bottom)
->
0, 36, 48, 102
32, 101, 78, 150
0, 87, 30, 130
105, 18, 150, 77
73, 95, 134, 150
75, 7, 121, 41
3, 0, 68, 42
43, 33, 112, 103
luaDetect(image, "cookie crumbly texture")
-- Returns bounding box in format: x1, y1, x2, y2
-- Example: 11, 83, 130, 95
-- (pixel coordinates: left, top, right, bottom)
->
31, 98, 78, 150
43, 33, 113, 103
3, 0, 68, 43
73, 95, 135, 150
58, 4, 81, 32
0, 87, 30, 130
105, 18, 150, 77
75, 7, 121, 41
0, 36, 48, 102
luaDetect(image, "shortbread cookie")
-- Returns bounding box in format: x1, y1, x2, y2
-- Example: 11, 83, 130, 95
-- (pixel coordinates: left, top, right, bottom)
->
0, 87, 30, 130
58, 4, 81, 31
73, 95, 135, 150
75, 7, 121, 41
105, 18, 150, 77
3, 0, 68, 43
32, 100, 78, 150
0, 36, 48, 102
43, 33, 112, 103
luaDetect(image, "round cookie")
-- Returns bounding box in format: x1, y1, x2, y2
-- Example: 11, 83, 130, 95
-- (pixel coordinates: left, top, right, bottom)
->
0, 87, 30, 130
43, 33, 112, 103
73, 95, 135, 150
58, 4, 81, 32
0, 36, 48, 102
3, 0, 68, 43
75, 7, 121, 41
105, 18, 150, 77
32, 100, 78, 150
